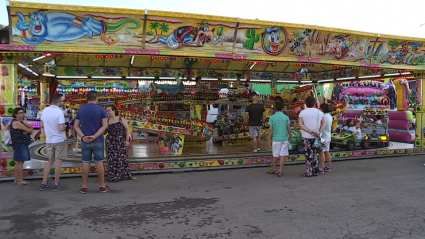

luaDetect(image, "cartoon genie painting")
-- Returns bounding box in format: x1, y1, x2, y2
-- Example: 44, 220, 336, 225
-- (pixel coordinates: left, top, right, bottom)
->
15, 11, 141, 45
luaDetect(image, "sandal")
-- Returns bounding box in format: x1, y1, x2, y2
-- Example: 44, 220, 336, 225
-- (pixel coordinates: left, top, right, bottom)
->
16, 181, 29, 185
128, 175, 137, 180
277, 171, 283, 177
268, 170, 276, 174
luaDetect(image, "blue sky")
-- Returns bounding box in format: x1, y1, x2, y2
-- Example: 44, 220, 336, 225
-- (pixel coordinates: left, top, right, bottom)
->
1, 0, 425, 38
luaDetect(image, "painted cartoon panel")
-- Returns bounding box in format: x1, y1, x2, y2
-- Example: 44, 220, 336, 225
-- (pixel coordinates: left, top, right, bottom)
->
10, 7, 144, 49
309, 31, 371, 63
234, 24, 290, 59
144, 16, 236, 56
372, 39, 425, 67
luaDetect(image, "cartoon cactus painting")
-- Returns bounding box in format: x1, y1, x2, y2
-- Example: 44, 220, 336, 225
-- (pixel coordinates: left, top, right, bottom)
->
217, 27, 223, 37
243, 29, 260, 50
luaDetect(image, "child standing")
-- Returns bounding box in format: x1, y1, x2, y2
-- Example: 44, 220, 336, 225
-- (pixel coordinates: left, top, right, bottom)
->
268, 101, 291, 177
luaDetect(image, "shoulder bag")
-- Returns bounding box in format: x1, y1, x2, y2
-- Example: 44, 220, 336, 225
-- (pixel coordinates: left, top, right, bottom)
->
312, 109, 325, 151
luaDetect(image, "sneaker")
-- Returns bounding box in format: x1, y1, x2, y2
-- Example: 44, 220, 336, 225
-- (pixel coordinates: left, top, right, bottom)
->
253, 150, 258, 152
257, 148, 261, 151
99, 185, 110, 193
319, 169, 325, 175
324, 166, 332, 172
79, 187, 88, 194
39, 183, 50, 191
52, 184, 61, 192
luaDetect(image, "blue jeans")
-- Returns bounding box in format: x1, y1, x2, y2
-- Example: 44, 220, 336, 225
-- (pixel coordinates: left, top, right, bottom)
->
81, 141, 104, 162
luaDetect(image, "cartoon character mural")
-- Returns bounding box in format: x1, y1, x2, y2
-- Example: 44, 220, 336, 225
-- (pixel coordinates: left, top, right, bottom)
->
261, 26, 288, 56
171, 135, 184, 155
314, 33, 367, 60
14, 11, 141, 45
158, 135, 171, 155
147, 21, 223, 49
379, 41, 425, 65
289, 29, 311, 56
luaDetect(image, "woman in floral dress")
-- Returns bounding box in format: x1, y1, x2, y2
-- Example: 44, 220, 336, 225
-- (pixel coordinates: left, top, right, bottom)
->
105, 105, 136, 182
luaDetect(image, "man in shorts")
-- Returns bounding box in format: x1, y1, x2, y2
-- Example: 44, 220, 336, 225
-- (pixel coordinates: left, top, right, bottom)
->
245, 94, 265, 152
39, 94, 67, 191
74, 91, 109, 194
268, 101, 291, 177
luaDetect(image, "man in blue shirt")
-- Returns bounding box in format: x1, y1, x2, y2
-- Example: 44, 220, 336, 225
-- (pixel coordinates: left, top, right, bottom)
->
268, 101, 291, 177
74, 91, 109, 194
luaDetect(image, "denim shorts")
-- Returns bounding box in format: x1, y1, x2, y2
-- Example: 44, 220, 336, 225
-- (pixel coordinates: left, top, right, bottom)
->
13, 144, 31, 162
81, 141, 105, 163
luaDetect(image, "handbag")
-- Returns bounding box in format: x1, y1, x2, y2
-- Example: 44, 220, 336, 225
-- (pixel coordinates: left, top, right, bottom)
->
312, 110, 325, 151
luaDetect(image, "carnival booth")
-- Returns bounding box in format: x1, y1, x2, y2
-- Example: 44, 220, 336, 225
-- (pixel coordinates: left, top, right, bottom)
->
1, 1, 425, 180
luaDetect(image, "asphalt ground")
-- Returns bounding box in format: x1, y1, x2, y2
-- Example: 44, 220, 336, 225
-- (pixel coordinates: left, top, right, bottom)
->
1, 155, 425, 239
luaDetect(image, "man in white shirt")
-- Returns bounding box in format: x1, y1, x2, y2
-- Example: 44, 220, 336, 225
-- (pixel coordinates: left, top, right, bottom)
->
39, 94, 67, 191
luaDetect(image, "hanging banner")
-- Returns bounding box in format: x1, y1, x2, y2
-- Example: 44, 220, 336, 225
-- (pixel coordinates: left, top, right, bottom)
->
192, 69, 241, 79
56, 67, 128, 76
0, 64, 15, 105
58, 80, 137, 88
130, 68, 188, 78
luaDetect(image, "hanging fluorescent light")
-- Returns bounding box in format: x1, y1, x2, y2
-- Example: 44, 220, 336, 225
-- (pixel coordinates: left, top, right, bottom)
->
159, 77, 176, 80
249, 62, 256, 70
400, 72, 411, 75
126, 76, 154, 79
42, 73, 55, 77
277, 80, 299, 83
91, 76, 122, 79
130, 55, 134, 65
336, 77, 356, 81
56, 76, 88, 79
384, 73, 401, 76
299, 84, 312, 87
18, 63, 39, 76
250, 79, 270, 82
33, 55, 46, 61
317, 79, 334, 83
301, 80, 313, 83
201, 78, 217, 81
358, 74, 381, 79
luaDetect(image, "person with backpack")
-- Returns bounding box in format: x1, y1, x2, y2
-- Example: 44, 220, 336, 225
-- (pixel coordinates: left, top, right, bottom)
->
105, 105, 136, 182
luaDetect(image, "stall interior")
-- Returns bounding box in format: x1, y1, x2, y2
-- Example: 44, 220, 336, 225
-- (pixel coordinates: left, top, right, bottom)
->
0, 53, 417, 162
